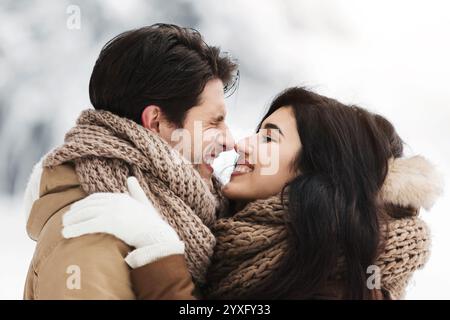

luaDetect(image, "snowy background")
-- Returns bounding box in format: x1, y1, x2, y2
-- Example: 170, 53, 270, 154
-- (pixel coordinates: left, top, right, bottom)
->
0, 0, 449, 299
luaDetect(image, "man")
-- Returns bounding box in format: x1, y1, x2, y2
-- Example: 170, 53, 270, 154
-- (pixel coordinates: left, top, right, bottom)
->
23, 23, 237, 299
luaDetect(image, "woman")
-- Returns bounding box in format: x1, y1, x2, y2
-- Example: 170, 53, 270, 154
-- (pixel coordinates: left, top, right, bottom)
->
62, 87, 442, 299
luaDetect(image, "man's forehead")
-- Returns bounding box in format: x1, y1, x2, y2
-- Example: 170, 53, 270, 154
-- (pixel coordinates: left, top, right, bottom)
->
199, 98, 226, 116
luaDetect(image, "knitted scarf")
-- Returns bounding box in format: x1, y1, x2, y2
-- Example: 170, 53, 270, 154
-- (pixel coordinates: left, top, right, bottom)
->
206, 195, 430, 299
43, 109, 219, 284
206, 156, 442, 299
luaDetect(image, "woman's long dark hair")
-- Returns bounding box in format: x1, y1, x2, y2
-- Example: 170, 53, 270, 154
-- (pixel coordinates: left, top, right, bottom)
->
254, 87, 402, 299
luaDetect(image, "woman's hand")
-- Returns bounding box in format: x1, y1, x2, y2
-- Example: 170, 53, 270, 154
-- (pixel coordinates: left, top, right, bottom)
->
62, 176, 184, 268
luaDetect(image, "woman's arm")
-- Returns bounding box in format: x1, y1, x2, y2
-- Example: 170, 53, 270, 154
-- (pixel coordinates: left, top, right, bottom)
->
62, 177, 197, 300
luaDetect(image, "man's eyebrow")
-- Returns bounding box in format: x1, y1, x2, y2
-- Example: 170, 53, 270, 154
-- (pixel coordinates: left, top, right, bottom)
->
262, 122, 284, 136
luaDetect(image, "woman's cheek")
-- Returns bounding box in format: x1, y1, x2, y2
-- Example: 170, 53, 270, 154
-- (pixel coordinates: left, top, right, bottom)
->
258, 144, 281, 176
279, 149, 300, 183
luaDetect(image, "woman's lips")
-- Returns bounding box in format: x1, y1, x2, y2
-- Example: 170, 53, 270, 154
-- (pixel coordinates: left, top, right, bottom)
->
231, 161, 254, 177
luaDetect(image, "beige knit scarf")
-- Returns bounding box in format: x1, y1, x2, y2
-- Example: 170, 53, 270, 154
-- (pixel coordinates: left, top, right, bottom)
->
43, 109, 219, 284
206, 156, 443, 299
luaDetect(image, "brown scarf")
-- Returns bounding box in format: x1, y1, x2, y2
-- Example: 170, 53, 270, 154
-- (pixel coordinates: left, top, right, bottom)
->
43, 109, 219, 284
206, 194, 430, 299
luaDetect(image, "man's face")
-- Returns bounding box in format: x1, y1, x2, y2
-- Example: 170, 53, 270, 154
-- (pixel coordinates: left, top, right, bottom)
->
162, 79, 235, 184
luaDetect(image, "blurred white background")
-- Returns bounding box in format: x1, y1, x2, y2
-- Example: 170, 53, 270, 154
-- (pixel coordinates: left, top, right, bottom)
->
0, 0, 448, 299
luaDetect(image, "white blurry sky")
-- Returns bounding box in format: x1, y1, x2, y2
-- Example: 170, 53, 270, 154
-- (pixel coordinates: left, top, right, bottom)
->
0, 0, 448, 299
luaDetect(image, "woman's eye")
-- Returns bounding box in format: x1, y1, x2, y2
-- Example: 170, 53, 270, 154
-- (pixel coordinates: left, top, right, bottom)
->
262, 135, 273, 143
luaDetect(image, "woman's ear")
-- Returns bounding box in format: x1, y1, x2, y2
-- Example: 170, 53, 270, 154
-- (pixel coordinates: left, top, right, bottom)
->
141, 105, 162, 133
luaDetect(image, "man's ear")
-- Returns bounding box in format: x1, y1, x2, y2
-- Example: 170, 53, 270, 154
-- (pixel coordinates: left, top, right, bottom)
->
141, 105, 162, 133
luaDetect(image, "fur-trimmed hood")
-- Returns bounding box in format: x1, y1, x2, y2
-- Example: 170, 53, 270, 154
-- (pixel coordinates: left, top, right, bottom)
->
380, 155, 444, 211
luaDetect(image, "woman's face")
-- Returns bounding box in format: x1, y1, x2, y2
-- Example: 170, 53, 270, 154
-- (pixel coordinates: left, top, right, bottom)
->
222, 106, 302, 201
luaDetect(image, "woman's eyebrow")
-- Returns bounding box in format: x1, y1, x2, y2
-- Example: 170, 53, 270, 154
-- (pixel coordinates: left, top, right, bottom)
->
262, 122, 284, 136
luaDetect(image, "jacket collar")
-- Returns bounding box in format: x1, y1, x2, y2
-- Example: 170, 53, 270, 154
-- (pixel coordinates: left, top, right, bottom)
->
24, 162, 86, 241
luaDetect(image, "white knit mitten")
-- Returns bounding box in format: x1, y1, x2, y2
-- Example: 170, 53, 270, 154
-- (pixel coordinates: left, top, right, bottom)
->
62, 177, 185, 268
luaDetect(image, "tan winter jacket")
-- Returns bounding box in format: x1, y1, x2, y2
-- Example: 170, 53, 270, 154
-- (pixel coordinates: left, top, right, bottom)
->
23, 163, 195, 300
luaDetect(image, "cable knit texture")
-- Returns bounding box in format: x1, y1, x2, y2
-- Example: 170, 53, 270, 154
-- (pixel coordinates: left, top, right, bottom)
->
206, 156, 442, 299
43, 109, 219, 284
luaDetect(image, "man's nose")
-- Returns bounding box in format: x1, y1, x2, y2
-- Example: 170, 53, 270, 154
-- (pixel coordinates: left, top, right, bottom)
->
217, 126, 235, 153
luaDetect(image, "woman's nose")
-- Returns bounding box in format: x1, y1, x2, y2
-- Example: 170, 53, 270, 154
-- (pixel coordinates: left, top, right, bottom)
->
234, 137, 254, 157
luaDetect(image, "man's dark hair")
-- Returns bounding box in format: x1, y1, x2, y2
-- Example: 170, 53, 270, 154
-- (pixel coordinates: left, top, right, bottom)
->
89, 23, 238, 127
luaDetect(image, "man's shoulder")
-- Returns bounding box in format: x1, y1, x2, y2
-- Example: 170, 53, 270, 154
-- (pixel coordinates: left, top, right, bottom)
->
25, 162, 136, 299
28, 161, 132, 265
